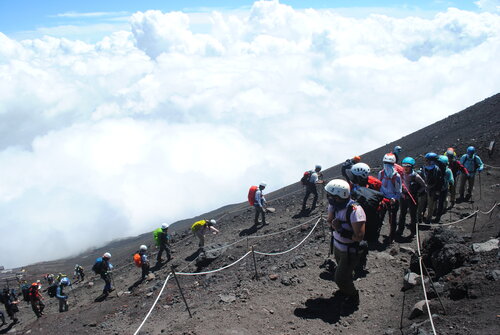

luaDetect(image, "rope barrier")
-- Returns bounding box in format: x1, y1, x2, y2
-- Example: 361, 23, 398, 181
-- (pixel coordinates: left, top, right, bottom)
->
419, 210, 479, 227
247, 215, 321, 239
484, 164, 500, 169
176, 251, 252, 276
478, 202, 498, 215
254, 217, 321, 256
415, 217, 438, 335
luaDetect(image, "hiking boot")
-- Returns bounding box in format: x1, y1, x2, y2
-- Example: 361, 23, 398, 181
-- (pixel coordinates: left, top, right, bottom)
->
432, 217, 441, 224
465, 193, 471, 201
342, 291, 360, 307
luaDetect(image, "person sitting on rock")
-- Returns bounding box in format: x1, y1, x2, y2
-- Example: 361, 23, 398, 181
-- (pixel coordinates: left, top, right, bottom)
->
191, 219, 219, 250
325, 179, 366, 307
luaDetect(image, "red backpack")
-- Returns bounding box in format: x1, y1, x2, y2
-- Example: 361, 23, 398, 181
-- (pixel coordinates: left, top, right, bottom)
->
248, 186, 258, 206
367, 176, 382, 191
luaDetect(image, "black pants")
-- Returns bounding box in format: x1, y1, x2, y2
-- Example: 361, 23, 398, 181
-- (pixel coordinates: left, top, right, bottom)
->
141, 263, 150, 279
302, 184, 318, 210
157, 244, 171, 262
399, 196, 417, 234
31, 299, 45, 317
436, 189, 448, 222
101, 273, 112, 294
254, 205, 266, 224
380, 200, 399, 240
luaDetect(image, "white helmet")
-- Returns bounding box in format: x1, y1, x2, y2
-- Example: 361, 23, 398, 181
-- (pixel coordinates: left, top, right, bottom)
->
161, 223, 169, 230
259, 182, 267, 187
103, 252, 111, 259
324, 179, 350, 199
140, 245, 147, 251
383, 153, 396, 164
351, 163, 371, 179
209, 219, 216, 225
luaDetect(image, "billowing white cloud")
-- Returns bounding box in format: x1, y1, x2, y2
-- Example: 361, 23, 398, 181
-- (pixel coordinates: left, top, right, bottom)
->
475, 0, 500, 12
1, 0, 500, 268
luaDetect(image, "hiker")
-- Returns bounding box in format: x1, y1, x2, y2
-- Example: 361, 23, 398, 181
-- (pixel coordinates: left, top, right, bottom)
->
28, 282, 45, 318
434, 155, 454, 223
399, 157, 426, 236
347, 163, 382, 191
458, 146, 484, 201
45, 273, 54, 286
156, 223, 172, 263
378, 153, 402, 242
74, 264, 85, 281
191, 219, 219, 249
444, 148, 468, 208
0, 288, 19, 324
56, 277, 70, 313
137, 245, 150, 279
55, 273, 67, 284
341, 156, 361, 183
254, 182, 268, 225
301, 165, 323, 212
93, 252, 114, 297
418, 152, 443, 224
392, 145, 403, 163
325, 179, 366, 307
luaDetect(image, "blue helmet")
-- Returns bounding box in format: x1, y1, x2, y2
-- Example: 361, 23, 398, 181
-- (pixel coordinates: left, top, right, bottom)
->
60, 277, 70, 286
438, 155, 449, 165
401, 157, 415, 167
467, 146, 475, 155
425, 152, 438, 161
393, 145, 402, 153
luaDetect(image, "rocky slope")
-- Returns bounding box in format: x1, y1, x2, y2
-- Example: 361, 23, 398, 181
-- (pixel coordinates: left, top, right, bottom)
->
1, 93, 499, 335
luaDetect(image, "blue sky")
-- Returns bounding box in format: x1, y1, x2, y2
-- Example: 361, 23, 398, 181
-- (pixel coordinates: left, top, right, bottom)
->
0, 0, 479, 41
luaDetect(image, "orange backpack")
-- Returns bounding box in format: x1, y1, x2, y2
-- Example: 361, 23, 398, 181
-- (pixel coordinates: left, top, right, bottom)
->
248, 186, 258, 206
133, 253, 142, 267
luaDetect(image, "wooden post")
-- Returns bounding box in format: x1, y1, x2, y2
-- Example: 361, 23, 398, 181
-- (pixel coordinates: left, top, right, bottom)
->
251, 246, 259, 280
171, 266, 192, 318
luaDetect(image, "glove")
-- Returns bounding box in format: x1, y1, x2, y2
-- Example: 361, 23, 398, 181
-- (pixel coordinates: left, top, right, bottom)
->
478, 168, 483, 173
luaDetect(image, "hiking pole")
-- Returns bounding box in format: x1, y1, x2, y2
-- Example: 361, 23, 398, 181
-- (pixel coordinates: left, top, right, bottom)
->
400, 270, 407, 331
471, 210, 478, 235
251, 246, 259, 280
171, 266, 192, 318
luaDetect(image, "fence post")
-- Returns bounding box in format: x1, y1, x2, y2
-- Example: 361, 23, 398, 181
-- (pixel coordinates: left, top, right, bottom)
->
320, 214, 326, 241
171, 266, 192, 318
251, 246, 259, 280
471, 211, 478, 234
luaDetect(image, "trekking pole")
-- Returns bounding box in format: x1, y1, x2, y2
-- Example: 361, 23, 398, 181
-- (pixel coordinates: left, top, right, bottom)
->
422, 263, 446, 314
471, 210, 478, 235
171, 266, 192, 318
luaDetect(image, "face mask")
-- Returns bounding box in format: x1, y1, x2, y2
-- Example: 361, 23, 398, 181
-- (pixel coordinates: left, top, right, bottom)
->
424, 162, 435, 170
384, 163, 395, 177
328, 197, 349, 210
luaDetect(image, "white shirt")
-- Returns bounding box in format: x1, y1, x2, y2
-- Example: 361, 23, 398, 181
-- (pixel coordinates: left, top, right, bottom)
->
328, 200, 366, 252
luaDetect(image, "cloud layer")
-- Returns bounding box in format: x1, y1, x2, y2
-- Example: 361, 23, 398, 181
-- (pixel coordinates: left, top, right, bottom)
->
1, 0, 500, 268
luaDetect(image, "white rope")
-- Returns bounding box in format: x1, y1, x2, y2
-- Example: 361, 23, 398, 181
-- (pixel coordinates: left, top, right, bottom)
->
133, 273, 172, 335
176, 251, 252, 276
254, 217, 321, 256
247, 215, 321, 239
419, 210, 479, 227
478, 202, 498, 215
415, 219, 438, 335
484, 164, 500, 169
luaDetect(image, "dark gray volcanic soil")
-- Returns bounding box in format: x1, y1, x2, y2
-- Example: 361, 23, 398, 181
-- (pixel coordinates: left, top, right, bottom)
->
1, 93, 499, 335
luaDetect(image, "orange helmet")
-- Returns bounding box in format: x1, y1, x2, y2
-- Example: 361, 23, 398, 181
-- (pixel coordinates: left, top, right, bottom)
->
353, 156, 361, 163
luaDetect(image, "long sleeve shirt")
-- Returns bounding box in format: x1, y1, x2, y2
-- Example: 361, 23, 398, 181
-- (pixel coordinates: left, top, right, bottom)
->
255, 189, 266, 207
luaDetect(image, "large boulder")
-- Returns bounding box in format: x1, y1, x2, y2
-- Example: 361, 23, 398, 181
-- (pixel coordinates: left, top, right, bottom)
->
431, 243, 472, 278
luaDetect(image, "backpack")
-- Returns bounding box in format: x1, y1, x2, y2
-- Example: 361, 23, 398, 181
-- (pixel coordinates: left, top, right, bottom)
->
191, 220, 206, 232
351, 188, 384, 242
133, 253, 142, 267
367, 176, 382, 191
300, 171, 312, 185
47, 284, 57, 298
28, 285, 38, 300
21, 284, 30, 302
92, 257, 103, 274
248, 186, 258, 206
153, 227, 163, 246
